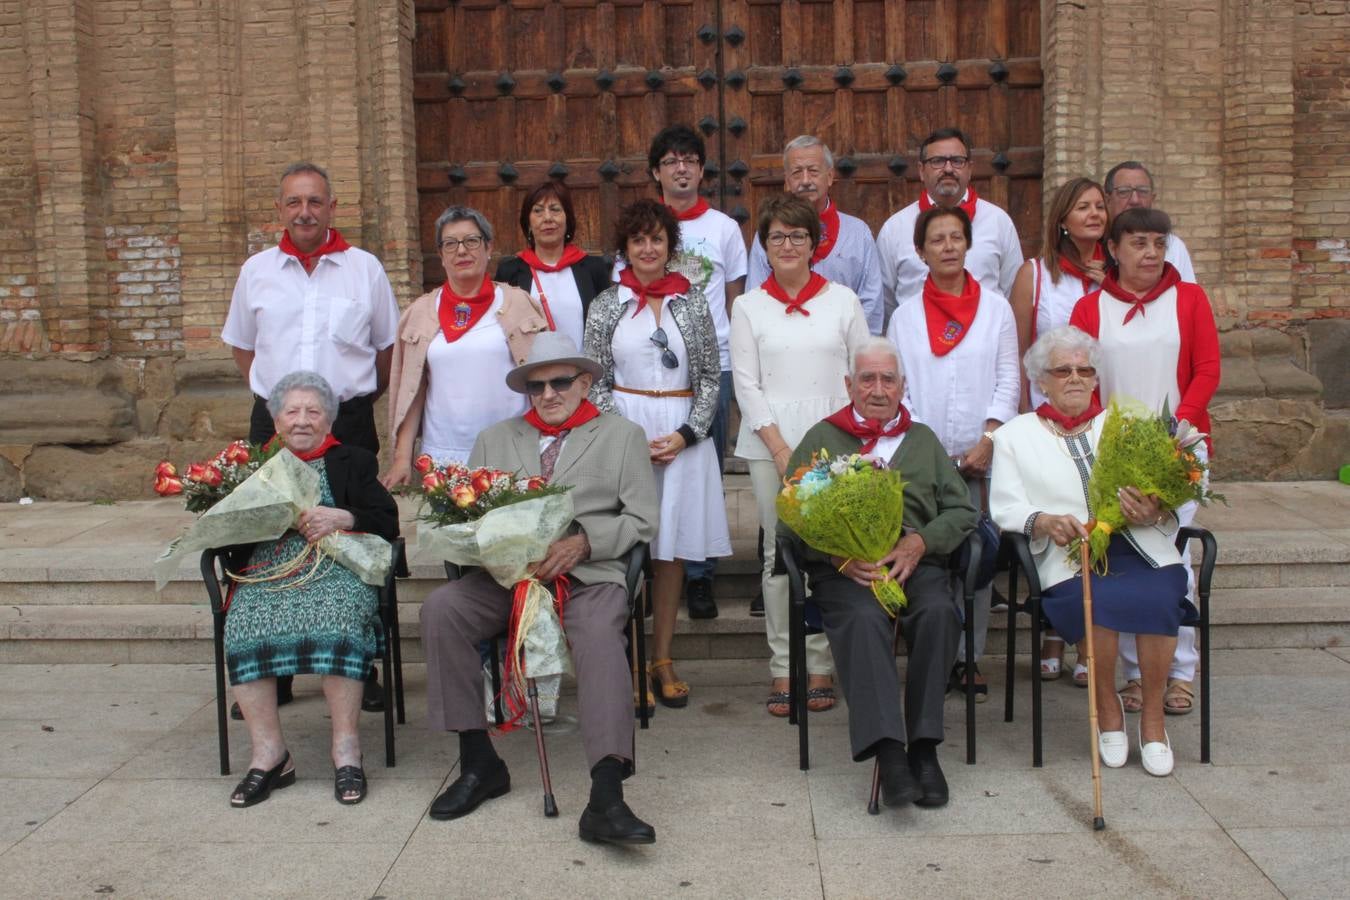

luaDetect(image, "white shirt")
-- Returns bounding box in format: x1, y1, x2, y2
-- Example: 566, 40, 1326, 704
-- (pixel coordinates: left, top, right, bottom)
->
1095, 285, 1182, 416
887, 287, 1019, 457
875, 194, 1024, 330
730, 281, 871, 460
222, 242, 400, 401
419, 287, 527, 463
614, 206, 748, 370
526, 267, 585, 351
746, 204, 885, 334
1166, 233, 1196, 282
1028, 258, 1101, 407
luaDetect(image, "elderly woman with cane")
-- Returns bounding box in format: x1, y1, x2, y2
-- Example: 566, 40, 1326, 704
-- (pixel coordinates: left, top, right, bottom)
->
989, 326, 1195, 777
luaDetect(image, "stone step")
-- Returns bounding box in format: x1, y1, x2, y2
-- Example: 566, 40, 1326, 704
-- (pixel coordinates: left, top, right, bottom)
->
2, 585, 1345, 664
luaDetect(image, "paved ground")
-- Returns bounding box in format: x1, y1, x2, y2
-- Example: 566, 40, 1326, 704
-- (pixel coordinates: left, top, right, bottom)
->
1, 651, 1348, 898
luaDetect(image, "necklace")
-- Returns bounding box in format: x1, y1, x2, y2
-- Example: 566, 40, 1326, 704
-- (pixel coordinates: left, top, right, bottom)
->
1039, 417, 1091, 439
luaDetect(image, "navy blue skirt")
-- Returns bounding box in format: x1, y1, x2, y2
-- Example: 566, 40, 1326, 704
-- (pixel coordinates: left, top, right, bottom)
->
1042, 535, 1193, 644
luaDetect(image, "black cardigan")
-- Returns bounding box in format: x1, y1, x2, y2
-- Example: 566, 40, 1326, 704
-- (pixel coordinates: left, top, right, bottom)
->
494, 254, 613, 326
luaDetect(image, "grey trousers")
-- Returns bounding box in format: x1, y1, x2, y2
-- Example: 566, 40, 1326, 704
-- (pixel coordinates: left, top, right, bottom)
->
956, 473, 992, 664
809, 561, 962, 760
421, 570, 633, 770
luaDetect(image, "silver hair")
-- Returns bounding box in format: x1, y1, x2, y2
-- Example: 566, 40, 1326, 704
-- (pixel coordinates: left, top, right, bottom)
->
278, 162, 332, 199
849, 336, 904, 380
782, 134, 835, 171
267, 371, 339, 421
434, 205, 494, 245
1023, 325, 1101, 386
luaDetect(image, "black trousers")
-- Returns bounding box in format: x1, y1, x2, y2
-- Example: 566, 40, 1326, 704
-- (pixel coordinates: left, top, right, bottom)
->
250, 393, 380, 455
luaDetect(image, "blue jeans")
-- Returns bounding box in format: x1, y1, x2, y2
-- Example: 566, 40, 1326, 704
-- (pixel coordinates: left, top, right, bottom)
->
685, 369, 732, 583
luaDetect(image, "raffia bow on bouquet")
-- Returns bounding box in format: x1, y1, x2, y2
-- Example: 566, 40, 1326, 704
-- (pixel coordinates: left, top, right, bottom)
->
151, 448, 392, 591
411, 456, 575, 731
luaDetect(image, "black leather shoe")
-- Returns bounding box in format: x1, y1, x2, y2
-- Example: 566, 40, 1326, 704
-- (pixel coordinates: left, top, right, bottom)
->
231, 675, 295, 721
578, 801, 656, 845
429, 761, 510, 820
686, 578, 718, 619
361, 666, 384, 713
909, 745, 949, 808
748, 591, 765, 617
879, 755, 920, 807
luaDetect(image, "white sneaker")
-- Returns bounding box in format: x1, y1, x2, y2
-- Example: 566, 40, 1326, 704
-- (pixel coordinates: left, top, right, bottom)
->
1139, 727, 1174, 776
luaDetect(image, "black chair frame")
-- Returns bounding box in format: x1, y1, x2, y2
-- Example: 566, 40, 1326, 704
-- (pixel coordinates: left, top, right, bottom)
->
201, 536, 408, 776
780, 530, 983, 774
1001, 525, 1216, 767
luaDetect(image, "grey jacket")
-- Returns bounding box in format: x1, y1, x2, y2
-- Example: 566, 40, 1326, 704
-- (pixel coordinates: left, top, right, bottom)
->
582, 284, 721, 441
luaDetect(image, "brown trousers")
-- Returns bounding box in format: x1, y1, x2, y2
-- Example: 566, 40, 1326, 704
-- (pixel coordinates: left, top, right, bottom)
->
420, 569, 633, 770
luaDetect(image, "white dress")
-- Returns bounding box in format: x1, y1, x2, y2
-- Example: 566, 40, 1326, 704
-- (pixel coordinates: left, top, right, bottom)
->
1028, 259, 1100, 407
611, 302, 732, 563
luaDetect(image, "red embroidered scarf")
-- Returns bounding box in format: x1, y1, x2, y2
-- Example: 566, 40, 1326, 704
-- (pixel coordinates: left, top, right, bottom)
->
824, 404, 912, 455
438, 275, 496, 343
524, 399, 601, 437
919, 187, 979, 223
518, 245, 587, 274
279, 228, 351, 272
1059, 243, 1106, 294
617, 266, 691, 318
921, 272, 982, 356
1035, 401, 1102, 431
668, 198, 710, 221
1099, 262, 1182, 324
761, 272, 828, 317
812, 200, 840, 264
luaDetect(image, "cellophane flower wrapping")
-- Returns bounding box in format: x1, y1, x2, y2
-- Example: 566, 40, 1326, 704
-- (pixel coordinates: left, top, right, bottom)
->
418, 491, 576, 705
1075, 400, 1222, 573
776, 451, 909, 615
152, 450, 392, 590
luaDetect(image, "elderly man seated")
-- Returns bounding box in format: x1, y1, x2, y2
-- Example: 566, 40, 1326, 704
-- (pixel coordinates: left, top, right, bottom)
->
779, 337, 977, 808
420, 332, 660, 844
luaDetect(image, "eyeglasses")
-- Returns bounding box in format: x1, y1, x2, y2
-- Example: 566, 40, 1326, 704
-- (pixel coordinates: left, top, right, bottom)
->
524, 372, 586, 396
658, 155, 702, 170
1110, 186, 1153, 200
766, 231, 811, 247
439, 235, 485, 252
921, 155, 970, 170
649, 328, 680, 369
1046, 365, 1097, 380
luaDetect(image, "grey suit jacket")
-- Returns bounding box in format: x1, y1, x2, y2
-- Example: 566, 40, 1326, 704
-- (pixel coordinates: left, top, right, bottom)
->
468, 411, 660, 587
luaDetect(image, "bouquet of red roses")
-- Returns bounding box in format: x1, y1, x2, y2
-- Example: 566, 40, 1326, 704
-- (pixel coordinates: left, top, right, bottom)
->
154, 440, 281, 513
412, 453, 574, 731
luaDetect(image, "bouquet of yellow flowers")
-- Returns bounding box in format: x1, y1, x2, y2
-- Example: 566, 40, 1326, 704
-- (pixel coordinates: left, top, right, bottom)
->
776, 450, 909, 615
1075, 400, 1225, 573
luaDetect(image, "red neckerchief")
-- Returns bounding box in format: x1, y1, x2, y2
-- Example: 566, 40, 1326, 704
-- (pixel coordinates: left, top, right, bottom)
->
1036, 401, 1102, 431
288, 433, 341, 462
668, 197, 710, 221
824, 404, 912, 455
278, 228, 351, 273
1100, 262, 1182, 324
761, 272, 828, 317
438, 275, 496, 343
617, 266, 692, 318
523, 399, 601, 437
1059, 243, 1106, 294
812, 200, 841, 264
919, 187, 979, 223
518, 245, 587, 273
921, 272, 982, 356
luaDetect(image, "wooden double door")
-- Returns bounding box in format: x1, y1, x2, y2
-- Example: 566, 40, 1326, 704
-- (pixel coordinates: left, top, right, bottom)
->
413, 0, 1043, 289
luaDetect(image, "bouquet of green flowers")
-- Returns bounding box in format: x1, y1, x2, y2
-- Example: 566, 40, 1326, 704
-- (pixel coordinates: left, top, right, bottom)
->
1075, 400, 1225, 573
776, 450, 909, 615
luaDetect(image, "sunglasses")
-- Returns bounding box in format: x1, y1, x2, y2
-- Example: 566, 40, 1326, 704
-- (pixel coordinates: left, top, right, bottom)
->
649, 328, 679, 369
524, 372, 586, 396
1046, 365, 1097, 380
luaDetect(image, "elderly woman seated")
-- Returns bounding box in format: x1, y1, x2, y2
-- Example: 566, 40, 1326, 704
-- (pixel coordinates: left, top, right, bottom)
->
989, 327, 1194, 776
225, 371, 399, 807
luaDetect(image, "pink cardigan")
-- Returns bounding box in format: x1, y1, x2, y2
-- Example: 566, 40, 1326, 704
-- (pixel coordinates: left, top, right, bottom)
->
387, 282, 549, 439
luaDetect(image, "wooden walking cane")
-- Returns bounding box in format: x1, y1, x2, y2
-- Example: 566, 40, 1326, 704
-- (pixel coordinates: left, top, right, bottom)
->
1080, 527, 1106, 831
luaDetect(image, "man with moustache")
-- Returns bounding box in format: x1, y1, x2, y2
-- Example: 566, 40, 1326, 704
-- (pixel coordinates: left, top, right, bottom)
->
1103, 161, 1196, 281
746, 135, 885, 334
222, 161, 401, 713
876, 128, 1023, 330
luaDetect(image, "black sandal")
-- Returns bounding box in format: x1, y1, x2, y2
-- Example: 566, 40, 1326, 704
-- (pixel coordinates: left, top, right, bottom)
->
334, 763, 367, 805
230, 752, 295, 808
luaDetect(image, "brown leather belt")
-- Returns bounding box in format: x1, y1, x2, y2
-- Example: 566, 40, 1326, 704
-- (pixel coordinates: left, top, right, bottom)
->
613, 385, 694, 398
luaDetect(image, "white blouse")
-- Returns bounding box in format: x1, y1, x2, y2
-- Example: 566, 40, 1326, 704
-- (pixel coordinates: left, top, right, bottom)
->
887, 287, 1019, 458
729, 281, 871, 460
1095, 286, 1182, 416
527, 267, 585, 351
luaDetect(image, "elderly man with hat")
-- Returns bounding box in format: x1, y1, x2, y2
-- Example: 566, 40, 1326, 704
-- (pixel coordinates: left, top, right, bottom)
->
420, 332, 661, 845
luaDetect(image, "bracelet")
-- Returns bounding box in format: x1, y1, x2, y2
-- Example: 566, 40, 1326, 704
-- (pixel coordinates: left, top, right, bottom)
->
772, 446, 791, 457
